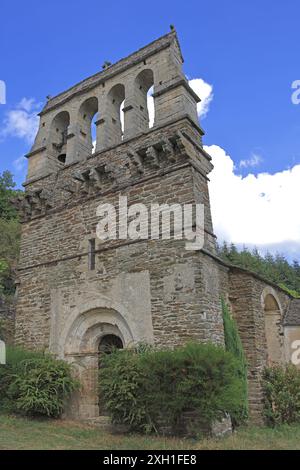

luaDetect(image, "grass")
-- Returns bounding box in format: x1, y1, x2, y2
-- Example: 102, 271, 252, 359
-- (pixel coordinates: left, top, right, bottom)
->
0, 414, 300, 450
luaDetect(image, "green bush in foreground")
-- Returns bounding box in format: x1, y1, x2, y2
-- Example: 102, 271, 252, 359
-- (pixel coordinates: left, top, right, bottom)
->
263, 364, 300, 426
99, 342, 246, 434
0, 347, 78, 417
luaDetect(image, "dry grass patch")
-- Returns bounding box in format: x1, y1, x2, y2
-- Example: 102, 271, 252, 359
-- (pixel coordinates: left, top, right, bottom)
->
0, 415, 300, 450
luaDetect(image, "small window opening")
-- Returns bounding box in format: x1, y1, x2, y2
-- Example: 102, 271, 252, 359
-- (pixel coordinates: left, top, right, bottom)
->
99, 335, 123, 357
58, 154, 66, 164
88, 238, 96, 270
51, 111, 70, 165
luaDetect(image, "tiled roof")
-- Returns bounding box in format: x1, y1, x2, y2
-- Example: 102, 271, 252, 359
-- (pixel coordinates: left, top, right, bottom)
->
284, 299, 300, 326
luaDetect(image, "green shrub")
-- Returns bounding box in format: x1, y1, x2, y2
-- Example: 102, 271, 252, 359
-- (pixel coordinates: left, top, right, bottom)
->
278, 283, 300, 299
222, 298, 248, 425
0, 319, 5, 338
263, 364, 300, 426
0, 347, 78, 417
99, 342, 245, 434
99, 346, 148, 429
0, 218, 21, 297
0, 347, 44, 413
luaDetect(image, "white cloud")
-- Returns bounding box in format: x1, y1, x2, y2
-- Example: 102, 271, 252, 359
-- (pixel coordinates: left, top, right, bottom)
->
206, 144, 300, 256
1, 98, 40, 144
13, 155, 27, 172
18, 98, 37, 113
148, 87, 154, 128
239, 153, 263, 169
189, 78, 213, 118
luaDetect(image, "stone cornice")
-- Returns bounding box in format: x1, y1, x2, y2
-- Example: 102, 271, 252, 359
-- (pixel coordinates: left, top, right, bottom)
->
25, 146, 46, 159
23, 116, 208, 188
152, 78, 201, 103
19, 161, 193, 223
23, 172, 53, 187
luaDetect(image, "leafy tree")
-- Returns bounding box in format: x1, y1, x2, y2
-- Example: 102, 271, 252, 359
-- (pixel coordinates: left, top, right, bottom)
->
0, 171, 21, 220
0, 171, 22, 297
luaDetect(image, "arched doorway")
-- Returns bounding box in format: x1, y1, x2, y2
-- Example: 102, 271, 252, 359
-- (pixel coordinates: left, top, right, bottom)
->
62, 306, 133, 419
98, 334, 123, 415
98, 333, 123, 370
263, 291, 283, 365
98, 334, 123, 355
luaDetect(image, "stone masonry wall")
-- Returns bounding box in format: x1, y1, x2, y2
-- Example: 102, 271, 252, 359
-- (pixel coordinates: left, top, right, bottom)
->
15, 118, 224, 355
229, 268, 290, 423
14, 31, 229, 420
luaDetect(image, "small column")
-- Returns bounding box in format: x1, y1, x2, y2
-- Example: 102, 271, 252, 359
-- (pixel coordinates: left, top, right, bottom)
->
123, 97, 137, 140
123, 74, 152, 140
65, 123, 78, 165
95, 87, 124, 151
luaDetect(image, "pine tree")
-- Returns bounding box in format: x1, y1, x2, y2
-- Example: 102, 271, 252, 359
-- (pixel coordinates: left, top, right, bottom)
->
217, 242, 300, 296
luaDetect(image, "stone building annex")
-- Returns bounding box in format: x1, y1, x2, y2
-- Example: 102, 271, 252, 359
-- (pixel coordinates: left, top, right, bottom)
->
13, 30, 300, 423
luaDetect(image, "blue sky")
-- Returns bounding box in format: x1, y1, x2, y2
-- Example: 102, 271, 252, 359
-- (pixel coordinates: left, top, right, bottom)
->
0, 0, 300, 258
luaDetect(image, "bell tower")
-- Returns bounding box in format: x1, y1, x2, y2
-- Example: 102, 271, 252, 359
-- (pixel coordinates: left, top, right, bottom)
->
14, 31, 224, 419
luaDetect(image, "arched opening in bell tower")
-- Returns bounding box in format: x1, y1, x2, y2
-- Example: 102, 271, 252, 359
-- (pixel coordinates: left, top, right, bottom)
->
134, 69, 154, 131
49, 110, 70, 165
78, 96, 99, 158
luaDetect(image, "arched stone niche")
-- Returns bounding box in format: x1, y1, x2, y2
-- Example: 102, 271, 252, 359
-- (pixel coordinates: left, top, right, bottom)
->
261, 287, 284, 365
61, 305, 134, 419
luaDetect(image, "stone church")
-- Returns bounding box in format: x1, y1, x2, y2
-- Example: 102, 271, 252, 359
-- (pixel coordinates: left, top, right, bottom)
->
13, 30, 300, 423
